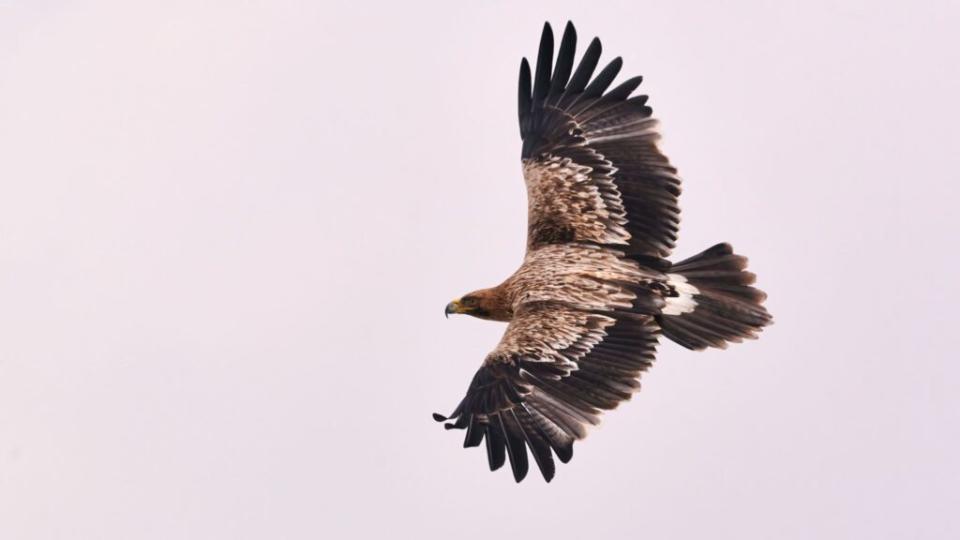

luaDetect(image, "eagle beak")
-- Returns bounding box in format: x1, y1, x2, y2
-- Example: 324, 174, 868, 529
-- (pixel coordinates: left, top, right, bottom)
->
445, 299, 461, 319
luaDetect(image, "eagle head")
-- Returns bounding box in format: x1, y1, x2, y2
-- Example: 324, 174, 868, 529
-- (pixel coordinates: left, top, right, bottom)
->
445, 288, 512, 321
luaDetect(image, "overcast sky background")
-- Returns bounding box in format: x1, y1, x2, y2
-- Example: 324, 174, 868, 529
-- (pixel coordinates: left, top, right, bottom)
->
1, 1, 958, 538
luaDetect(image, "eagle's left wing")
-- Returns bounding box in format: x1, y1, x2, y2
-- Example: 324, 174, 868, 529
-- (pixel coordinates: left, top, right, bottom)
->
434, 300, 660, 482
518, 22, 681, 263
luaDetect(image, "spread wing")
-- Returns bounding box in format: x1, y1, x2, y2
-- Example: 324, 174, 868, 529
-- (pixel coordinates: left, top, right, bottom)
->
434, 300, 660, 482
519, 22, 681, 262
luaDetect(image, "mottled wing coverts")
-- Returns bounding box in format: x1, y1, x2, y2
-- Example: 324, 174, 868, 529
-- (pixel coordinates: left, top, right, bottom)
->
436, 303, 660, 483
523, 155, 630, 247
519, 22, 681, 260
486, 303, 616, 374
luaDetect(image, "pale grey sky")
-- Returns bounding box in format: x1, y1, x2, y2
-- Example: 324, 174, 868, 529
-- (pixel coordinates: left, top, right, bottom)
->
1, 1, 958, 539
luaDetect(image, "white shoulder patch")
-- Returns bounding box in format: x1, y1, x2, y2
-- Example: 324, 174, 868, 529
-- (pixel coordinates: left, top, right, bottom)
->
661, 273, 699, 316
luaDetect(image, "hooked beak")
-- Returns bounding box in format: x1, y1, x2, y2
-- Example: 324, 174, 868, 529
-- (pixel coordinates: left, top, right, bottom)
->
445, 299, 461, 319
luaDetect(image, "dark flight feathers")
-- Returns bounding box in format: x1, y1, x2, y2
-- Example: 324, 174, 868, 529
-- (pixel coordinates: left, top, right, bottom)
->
518, 21, 681, 260
435, 300, 660, 482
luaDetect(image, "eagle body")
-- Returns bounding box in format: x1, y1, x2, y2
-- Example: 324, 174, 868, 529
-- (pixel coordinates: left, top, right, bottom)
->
438, 22, 772, 483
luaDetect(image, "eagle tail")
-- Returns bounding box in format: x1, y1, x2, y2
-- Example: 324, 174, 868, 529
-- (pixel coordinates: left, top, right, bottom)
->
656, 243, 772, 350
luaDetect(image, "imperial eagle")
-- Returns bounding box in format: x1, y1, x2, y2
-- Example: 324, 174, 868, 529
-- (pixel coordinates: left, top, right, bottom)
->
436, 21, 772, 483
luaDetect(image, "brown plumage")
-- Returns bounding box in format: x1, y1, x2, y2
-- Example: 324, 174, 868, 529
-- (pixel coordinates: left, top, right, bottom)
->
438, 21, 772, 483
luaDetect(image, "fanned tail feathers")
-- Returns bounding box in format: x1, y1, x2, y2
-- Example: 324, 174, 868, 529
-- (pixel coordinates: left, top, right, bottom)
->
657, 243, 772, 350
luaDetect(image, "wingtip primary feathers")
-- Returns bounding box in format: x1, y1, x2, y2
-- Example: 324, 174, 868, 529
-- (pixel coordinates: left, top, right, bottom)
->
564, 37, 602, 98
548, 22, 577, 101
581, 56, 623, 99
518, 58, 532, 135
532, 22, 554, 102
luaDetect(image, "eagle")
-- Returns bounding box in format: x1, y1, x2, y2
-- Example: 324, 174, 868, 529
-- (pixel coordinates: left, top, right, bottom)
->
436, 21, 772, 483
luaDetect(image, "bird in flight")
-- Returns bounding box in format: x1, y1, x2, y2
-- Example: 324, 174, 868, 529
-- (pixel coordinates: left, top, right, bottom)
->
436, 21, 772, 483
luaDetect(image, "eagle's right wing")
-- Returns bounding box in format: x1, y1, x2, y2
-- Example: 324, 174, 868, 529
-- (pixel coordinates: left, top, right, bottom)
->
434, 300, 660, 482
